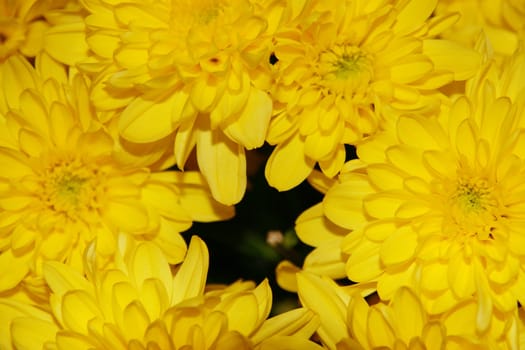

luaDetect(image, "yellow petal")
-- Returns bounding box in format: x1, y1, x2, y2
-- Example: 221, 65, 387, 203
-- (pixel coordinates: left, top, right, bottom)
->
367, 306, 395, 348
251, 308, 319, 345
0, 249, 30, 291
448, 253, 475, 299
0, 55, 37, 111
11, 317, 58, 350
197, 127, 246, 205
171, 236, 209, 305
122, 301, 151, 341
258, 336, 325, 350
167, 171, 235, 222
44, 22, 89, 66
61, 290, 102, 334
390, 56, 433, 84
393, 0, 437, 34
390, 287, 426, 344
131, 242, 172, 293
380, 227, 418, 267
222, 88, 272, 149
275, 260, 300, 292
297, 273, 348, 349
219, 292, 260, 336
423, 40, 481, 80
295, 203, 348, 247
43, 261, 93, 297
265, 134, 315, 191
346, 239, 382, 282
119, 92, 183, 143
324, 173, 372, 229
303, 242, 347, 280
104, 199, 150, 233
55, 332, 94, 350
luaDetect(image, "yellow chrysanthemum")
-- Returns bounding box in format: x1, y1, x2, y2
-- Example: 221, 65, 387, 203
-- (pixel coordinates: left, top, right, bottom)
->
264, 0, 482, 191
436, 0, 525, 58
0, 55, 233, 300
309, 53, 525, 330
44, 0, 281, 205
296, 272, 521, 350
0, 0, 70, 61
0, 236, 323, 350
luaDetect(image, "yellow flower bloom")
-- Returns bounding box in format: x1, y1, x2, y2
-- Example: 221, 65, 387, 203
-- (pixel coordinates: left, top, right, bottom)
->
1, 236, 322, 350
436, 0, 525, 57
45, 0, 280, 205
0, 55, 233, 300
265, 0, 482, 191
312, 53, 525, 330
296, 272, 520, 350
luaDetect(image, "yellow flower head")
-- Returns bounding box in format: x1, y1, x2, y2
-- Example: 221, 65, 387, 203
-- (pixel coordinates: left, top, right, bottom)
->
44, 0, 281, 205
264, 0, 482, 191
296, 52, 525, 331
1, 236, 322, 350
436, 0, 525, 57
296, 272, 521, 350
0, 56, 233, 300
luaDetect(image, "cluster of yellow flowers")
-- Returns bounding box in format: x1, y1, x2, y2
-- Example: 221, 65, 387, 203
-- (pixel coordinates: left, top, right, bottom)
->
0, 0, 524, 348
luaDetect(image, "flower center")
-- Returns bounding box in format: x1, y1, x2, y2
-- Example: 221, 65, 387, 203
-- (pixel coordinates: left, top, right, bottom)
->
447, 177, 499, 240
40, 157, 103, 220
316, 45, 373, 96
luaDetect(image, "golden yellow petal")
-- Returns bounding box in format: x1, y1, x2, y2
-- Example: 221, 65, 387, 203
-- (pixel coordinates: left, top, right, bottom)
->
119, 93, 181, 143
44, 22, 89, 66
11, 316, 58, 350
196, 127, 246, 205
423, 39, 481, 80
0, 250, 30, 291
303, 242, 347, 280
104, 199, 150, 233
275, 260, 300, 292
0, 55, 37, 111
257, 336, 325, 350
61, 289, 102, 334
346, 240, 382, 282
265, 135, 315, 191
55, 331, 94, 350
390, 287, 427, 344
170, 171, 235, 222
251, 308, 319, 345
324, 173, 372, 230
222, 88, 272, 150
295, 203, 348, 247
171, 236, 209, 305
297, 273, 348, 349
380, 227, 418, 267
121, 301, 151, 341
130, 242, 172, 294
367, 306, 396, 348
393, 0, 437, 35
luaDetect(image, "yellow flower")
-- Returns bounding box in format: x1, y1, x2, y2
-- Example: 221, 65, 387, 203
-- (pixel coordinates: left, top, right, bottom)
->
44, 0, 280, 205
264, 0, 482, 191
0, 55, 233, 300
313, 53, 525, 330
436, 0, 525, 58
1, 236, 322, 350
296, 272, 520, 350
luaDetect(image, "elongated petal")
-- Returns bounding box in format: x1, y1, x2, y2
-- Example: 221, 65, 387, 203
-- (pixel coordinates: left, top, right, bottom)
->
171, 236, 209, 305
197, 127, 246, 205
265, 134, 315, 191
